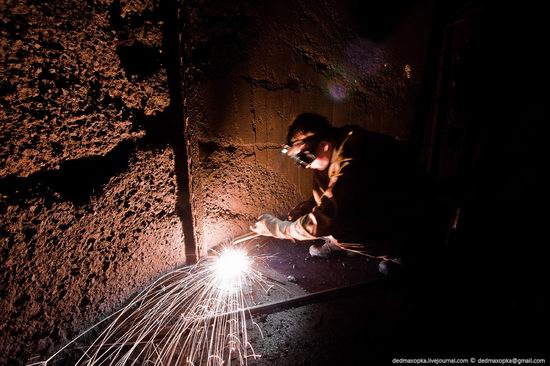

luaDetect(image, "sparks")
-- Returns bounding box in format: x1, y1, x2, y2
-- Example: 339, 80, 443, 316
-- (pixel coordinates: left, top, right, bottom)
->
32, 247, 272, 366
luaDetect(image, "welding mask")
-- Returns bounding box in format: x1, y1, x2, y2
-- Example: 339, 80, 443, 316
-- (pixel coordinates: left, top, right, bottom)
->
281, 134, 320, 168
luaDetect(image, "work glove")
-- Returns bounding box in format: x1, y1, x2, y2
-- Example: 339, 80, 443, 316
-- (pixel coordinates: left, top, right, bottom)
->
250, 213, 293, 239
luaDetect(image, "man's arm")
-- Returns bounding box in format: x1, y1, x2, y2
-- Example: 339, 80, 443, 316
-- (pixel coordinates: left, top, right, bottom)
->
251, 164, 355, 240
287, 197, 316, 221
250, 213, 318, 241
251, 133, 358, 241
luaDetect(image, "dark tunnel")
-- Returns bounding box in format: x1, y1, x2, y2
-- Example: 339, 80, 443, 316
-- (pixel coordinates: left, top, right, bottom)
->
0, 0, 547, 365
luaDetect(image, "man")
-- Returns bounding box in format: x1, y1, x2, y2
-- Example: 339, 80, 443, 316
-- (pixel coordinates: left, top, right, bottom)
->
250, 113, 430, 266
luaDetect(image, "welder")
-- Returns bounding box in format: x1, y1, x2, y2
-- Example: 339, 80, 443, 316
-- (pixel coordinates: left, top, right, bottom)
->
250, 113, 432, 271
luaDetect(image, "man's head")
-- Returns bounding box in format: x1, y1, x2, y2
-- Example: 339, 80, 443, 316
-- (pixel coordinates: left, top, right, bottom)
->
286, 113, 331, 145
283, 113, 333, 170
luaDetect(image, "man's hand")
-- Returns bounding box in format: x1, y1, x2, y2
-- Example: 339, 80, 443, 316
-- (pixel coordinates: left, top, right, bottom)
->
250, 214, 287, 238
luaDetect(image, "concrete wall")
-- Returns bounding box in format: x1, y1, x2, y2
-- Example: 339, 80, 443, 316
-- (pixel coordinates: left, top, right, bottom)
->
185, 0, 434, 252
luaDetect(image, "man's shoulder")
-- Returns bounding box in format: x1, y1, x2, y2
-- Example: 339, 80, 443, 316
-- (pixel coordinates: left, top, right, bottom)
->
336, 124, 365, 135
334, 125, 366, 143
335, 125, 401, 149
331, 126, 367, 162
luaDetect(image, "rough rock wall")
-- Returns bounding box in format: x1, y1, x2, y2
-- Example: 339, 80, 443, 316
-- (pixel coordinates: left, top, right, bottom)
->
0, 0, 169, 178
0, 1, 185, 364
184, 0, 433, 251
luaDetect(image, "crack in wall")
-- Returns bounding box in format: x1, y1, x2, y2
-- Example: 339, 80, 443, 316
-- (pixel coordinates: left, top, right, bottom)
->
250, 94, 258, 163
242, 76, 319, 93
292, 44, 335, 76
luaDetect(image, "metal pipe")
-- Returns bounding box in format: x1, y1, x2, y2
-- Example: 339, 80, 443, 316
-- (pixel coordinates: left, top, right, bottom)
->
245, 277, 390, 316
231, 231, 261, 245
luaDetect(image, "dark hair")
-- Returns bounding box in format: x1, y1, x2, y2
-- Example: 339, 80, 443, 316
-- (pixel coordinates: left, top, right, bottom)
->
286, 113, 332, 144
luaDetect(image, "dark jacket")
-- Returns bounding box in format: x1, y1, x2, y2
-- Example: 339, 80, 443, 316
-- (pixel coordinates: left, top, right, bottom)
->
291, 125, 426, 250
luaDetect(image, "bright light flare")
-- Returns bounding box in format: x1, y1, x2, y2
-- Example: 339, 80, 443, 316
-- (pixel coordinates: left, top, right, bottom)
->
214, 248, 251, 291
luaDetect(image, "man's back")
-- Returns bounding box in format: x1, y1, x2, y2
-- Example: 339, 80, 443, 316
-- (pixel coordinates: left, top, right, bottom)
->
311, 125, 424, 249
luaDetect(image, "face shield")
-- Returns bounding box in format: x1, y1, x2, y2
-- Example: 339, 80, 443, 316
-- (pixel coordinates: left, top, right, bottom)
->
281, 134, 320, 168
